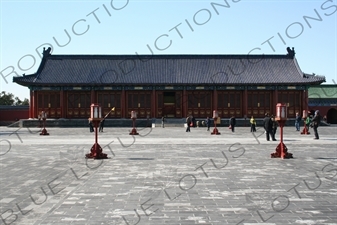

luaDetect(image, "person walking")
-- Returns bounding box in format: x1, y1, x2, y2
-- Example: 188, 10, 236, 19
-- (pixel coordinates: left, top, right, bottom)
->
295, 112, 301, 131
191, 115, 196, 128
312, 110, 321, 139
250, 116, 256, 132
205, 117, 211, 131
186, 116, 191, 132
161, 116, 165, 128
99, 118, 105, 132
271, 115, 277, 141
88, 118, 94, 132
229, 116, 236, 132
263, 113, 273, 141
38, 112, 43, 128
99, 113, 109, 132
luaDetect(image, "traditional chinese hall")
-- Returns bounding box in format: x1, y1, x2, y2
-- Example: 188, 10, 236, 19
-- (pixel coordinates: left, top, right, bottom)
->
13, 48, 325, 119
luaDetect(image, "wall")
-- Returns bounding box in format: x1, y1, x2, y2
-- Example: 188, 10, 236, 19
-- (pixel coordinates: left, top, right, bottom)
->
0, 106, 29, 125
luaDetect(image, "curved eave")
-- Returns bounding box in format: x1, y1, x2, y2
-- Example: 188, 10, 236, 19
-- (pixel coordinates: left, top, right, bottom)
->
13, 74, 37, 87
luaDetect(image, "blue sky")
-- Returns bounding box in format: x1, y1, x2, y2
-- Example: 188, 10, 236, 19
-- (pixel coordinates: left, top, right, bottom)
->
1, 0, 336, 100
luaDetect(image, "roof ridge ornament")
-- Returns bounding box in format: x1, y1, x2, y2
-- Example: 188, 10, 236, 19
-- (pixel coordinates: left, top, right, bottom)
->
286, 47, 295, 58
42, 47, 52, 58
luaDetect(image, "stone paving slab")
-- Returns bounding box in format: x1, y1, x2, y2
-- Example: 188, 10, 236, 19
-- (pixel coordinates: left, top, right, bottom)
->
0, 125, 336, 225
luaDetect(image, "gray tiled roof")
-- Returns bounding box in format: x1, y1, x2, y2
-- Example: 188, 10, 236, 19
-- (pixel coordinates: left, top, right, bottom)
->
13, 54, 325, 86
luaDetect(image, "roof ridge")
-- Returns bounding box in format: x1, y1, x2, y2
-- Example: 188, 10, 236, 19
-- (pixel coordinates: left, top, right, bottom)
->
46, 54, 291, 59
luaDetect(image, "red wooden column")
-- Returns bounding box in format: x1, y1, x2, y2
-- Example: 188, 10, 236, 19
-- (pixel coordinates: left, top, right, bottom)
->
29, 90, 33, 118
306, 89, 309, 110
243, 88, 248, 117
304, 88, 308, 112
121, 89, 126, 118
151, 89, 156, 118
60, 90, 64, 118
33, 91, 38, 118
274, 89, 278, 115
182, 89, 187, 117
91, 89, 96, 104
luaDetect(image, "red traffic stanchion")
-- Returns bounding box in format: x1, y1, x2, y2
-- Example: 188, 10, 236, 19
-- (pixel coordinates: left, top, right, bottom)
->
271, 103, 293, 159
39, 111, 49, 135
211, 110, 221, 135
301, 110, 310, 135
86, 104, 108, 159
129, 111, 139, 135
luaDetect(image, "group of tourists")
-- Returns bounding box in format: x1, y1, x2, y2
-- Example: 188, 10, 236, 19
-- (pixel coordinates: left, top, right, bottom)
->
262, 113, 278, 141
186, 115, 237, 133
88, 119, 105, 132
88, 113, 109, 133
289, 110, 321, 139
304, 110, 321, 140
88, 108, 115, 133
88, 111, 323, 140
261, 110, 322, 141
184, 111, 323, 140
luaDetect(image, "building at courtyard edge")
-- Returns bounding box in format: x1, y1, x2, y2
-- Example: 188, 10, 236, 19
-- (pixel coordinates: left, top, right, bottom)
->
13, 47, 330, 120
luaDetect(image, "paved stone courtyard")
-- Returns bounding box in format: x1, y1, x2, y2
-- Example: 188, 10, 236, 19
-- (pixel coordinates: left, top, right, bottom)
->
0, 125, 336, 225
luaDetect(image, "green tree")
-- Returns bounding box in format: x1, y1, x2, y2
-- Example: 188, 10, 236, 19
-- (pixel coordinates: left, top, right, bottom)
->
14, 96, 22, 105
0, 91, 29, 105
0, 91, 15, 105
21, 98, 29, 105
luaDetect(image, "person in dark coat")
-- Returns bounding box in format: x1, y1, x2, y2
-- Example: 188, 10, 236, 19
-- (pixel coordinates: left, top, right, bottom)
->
263, 113, 273, 141
205, 117, 211, 131
88, 118, 94, 132
191, 116, 196, 128
271, 115, 277, 141
161, 116, 165, 128
186, 116, 191, 132
312, 110, 321, 139
229, 116, 236, 132
99, 118, 105, 132
99, 113, 109, 132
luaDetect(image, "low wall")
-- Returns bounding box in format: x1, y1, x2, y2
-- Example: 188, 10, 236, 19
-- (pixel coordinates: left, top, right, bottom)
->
6, 118, 319, 128
0, 105, 29, 126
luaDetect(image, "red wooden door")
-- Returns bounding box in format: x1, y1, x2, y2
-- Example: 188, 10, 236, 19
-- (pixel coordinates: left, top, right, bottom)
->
157, 91, 183, 118
127, 91, 151, 118
97, 91, 122, 118
217, 91, 242, 118
67, 92, 91, 118
186, 91, 212, 118
278, 91, 302, 118
37, 92, 60, 118
247, 91, 271, 118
